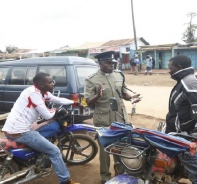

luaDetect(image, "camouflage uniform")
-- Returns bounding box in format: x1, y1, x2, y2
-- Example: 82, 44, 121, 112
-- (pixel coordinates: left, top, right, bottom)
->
84, 69, 127, 181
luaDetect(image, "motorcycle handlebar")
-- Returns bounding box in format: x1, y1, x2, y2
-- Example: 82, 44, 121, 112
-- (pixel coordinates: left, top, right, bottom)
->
169, 132, 197, 141
37, 119, 48, 124
37, 104, 90, 124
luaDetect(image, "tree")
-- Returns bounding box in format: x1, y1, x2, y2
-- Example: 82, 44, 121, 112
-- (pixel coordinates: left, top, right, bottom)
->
182, 12, 197, 43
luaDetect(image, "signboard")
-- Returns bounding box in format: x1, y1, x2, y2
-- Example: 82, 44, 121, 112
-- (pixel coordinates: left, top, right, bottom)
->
89, 46, 120, 53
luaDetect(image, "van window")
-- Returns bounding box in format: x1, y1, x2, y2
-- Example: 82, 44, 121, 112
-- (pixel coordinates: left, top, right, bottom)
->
76, 66, 98, 85
9, 67, 27, 85
25, 67, 37, 85
0, 67, 9, 84
38, 66, 66, 87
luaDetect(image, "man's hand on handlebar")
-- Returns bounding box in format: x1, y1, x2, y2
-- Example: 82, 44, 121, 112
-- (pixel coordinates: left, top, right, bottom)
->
78, 103, 87, 114
73, 102, 87, 114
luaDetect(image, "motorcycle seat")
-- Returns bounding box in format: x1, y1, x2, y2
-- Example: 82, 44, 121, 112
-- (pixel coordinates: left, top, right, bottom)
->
0, 137, 26, 150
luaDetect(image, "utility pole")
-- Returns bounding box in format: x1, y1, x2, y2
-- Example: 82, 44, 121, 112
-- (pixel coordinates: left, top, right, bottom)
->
131, 0, 138, 51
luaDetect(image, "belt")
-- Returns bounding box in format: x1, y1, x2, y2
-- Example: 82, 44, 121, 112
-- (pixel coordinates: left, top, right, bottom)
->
4, 132, 22, 138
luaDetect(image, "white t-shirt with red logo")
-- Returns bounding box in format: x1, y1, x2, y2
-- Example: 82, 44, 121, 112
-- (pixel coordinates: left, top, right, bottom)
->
2, 85, 74, 134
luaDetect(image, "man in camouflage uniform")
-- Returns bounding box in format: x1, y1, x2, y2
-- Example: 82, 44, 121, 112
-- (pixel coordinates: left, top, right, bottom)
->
84, 51, 140, 184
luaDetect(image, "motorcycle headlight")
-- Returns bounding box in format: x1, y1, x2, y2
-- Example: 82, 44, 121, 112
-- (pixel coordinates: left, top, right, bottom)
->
120, 146, 143, 171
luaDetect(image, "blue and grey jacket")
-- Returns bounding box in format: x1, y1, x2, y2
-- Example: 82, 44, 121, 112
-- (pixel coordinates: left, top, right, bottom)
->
166, 67, 197, 134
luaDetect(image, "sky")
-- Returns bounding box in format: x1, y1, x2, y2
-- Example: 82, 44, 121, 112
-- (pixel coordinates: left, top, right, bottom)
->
0, 0, 197, 51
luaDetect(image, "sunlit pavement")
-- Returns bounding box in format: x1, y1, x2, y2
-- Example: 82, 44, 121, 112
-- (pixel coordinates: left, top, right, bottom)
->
124, 85, 171, 119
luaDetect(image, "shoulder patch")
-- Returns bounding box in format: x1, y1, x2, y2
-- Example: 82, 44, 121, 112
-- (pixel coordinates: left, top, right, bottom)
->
87, 71, 99, 79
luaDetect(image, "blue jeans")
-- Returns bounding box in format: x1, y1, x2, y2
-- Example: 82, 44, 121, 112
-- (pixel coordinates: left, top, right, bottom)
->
178, 151, 197, 184
38, 120, 60, 138
9, 130, 70, 184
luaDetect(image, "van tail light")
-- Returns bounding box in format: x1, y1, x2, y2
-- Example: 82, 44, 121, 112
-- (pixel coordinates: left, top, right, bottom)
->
70, 93, 80, 107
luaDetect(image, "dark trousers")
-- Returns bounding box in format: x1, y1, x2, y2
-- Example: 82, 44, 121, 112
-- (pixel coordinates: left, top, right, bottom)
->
98, 140, 125, 181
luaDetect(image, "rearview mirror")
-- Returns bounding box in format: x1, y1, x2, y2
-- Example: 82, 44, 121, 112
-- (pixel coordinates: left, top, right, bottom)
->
109, 97, 118, 111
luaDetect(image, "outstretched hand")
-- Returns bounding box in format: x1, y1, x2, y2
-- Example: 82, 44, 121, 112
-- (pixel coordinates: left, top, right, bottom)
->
96, 83, 102, 98
131, 93, 141, 104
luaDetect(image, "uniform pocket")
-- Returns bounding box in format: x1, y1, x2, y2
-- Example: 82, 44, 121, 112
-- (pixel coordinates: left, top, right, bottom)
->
94, 107, 110, 126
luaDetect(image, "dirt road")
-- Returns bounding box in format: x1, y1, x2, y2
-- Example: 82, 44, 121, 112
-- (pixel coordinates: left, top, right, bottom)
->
125, 85, 171, 119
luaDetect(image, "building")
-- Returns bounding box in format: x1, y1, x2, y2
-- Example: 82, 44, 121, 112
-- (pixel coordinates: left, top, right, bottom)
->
89, 37, 149, 69
139, 42, 197, 69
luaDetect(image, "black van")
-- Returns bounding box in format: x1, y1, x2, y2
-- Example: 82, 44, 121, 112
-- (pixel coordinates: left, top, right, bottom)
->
0, 56, 99, 122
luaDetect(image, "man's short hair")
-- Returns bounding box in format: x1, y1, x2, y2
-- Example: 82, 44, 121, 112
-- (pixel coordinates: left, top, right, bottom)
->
33, 72, 50, 85
169, 55, 191, 69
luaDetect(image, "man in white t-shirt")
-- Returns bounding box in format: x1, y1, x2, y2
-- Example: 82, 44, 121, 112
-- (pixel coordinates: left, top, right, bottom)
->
2, 72, 79, 184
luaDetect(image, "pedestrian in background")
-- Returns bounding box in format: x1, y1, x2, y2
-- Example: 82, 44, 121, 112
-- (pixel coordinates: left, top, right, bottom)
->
138, 56, 142, 71
145, 55, 153, 75
133, 54, 140, 75
159, 57, 162, 69
151, 56, 155, 69
129, 57, 135, 74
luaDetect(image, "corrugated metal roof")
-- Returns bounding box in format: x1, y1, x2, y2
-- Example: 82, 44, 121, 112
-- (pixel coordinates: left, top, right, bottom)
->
140, 47, 172, 51
140, 43, 180, 48
101, 38, 135, 46
101, 37, 149, 46
139, 43, 197, 51
69, 42, 106, 50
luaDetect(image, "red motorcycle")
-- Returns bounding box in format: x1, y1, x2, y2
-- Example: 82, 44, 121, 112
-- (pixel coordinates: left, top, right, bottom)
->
98, 98, 197, 184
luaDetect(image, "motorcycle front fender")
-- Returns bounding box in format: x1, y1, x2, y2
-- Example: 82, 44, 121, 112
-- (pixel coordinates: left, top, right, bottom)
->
106, 174, 144, 184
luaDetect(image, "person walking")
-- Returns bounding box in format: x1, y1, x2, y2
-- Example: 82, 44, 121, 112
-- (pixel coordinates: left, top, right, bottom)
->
165, 55, 197, 183
145, 55, 153, 75
151, 56, 155, 69
159, 57, 162, 69
84, 51, 141, 184
129, 57, 135, 74
2, 72, 79, 184
133, 54, 140, 75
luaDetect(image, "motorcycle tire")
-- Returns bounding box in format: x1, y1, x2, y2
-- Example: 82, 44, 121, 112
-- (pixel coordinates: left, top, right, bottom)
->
59, 134, 98, 165
0, 160, 19, 178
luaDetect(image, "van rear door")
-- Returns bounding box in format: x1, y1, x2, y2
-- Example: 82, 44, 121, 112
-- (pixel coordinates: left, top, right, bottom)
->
0, 67, 10, 113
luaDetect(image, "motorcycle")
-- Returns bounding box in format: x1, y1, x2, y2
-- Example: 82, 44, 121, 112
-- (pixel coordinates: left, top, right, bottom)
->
0, 104, 98, 184
96, 97, 197, 184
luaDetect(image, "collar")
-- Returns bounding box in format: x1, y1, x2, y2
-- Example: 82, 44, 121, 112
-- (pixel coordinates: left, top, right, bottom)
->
99, 70, 113, 76
33, 84, 47, 97
172, 67, 194, 81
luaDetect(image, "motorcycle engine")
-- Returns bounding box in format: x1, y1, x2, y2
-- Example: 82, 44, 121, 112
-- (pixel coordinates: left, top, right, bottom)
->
120, 146, 144, 171
36, 155, 51, 169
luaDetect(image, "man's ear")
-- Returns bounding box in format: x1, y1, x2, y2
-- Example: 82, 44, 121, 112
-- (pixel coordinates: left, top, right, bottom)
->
38, 81, 44, 88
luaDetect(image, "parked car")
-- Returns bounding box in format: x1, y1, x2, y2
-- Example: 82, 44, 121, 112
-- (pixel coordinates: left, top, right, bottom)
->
0, 56, 99, 123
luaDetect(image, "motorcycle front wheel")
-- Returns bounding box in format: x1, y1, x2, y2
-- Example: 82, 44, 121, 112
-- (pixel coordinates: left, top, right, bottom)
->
59, 134, 98, 165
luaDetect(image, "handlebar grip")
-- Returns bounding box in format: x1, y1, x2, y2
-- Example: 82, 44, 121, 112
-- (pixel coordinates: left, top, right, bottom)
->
37, 119, 47, 124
